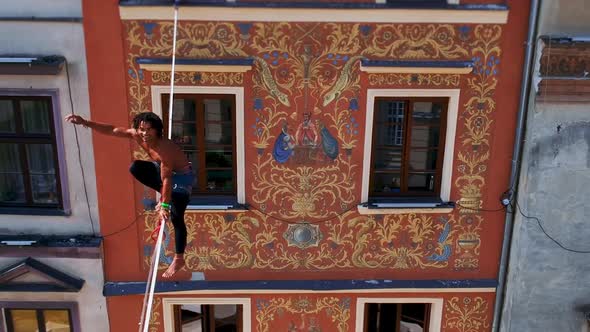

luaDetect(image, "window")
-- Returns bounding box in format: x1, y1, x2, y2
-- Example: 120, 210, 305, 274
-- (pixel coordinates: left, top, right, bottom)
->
370, 97, 447, 198
0, 96, 63, 210
162, 94, 236, 200
1, 303, 79, 332
173, 304, 243, 332
364, 303, 430, 332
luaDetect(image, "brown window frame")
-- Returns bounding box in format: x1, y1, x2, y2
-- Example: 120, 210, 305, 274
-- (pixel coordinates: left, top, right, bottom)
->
162, 94, 237, 197
369, 97, 448, 198
363, 303, 431, 332
0, 96, 63, 209
4, 307, 74, 332
173, 304, 243, 332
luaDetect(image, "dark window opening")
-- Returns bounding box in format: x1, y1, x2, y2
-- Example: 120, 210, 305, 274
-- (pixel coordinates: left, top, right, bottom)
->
370, 97, 447, 198
364, 303, 430, 332
174, 304, 243, 332
162, 94, 237, 199
0, 96, 62, 209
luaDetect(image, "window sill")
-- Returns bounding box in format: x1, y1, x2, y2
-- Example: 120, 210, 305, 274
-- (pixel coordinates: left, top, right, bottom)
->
357, 198, 454, 215
186, 196, 247, 212
0, 207, 70, 216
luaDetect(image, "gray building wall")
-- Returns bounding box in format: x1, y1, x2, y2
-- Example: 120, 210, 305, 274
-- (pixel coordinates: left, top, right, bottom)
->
500, 1, 590, 332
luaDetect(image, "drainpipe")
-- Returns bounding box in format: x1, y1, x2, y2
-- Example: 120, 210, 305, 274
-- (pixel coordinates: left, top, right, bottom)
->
492, 0, 541, 331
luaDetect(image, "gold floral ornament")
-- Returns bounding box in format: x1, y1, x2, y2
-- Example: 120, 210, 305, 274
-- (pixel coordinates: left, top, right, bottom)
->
151, 71, 243, 86
127, 21, 247, 58
456, 25, 502, 214
368, 73, 461, 87
444, 297, 490, 332
363, 24, 469, 59
350, 214, 456, 269
256, 297, 350, 332
454, 215, 483, 270
251, 155, 356, 220
455, 151, 489, 214
148, 297, 162, 332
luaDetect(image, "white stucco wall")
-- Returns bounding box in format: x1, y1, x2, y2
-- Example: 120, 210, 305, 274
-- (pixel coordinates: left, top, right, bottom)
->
0, 257, 109, 332
0, 0, 99, 235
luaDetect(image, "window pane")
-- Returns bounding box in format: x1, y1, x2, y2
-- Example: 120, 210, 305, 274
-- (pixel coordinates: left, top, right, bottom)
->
408, 173, 436, 192
0, 143, 26, 203
172, 98, 196, 121
206, 170, 233, 192
179, 304, 203, 331
205, 148, 233, 168
409, 149, 438, 171
21, 99, 51, 134
373, 148, 402, 170
205, 123, 232, 144
172, 123, 197, 146
43, 309, 72, 332
0, 99, 15, 132
214, 304, 239, 331
372, 173, 401, 193
410, 126, 440, 147
412, 102, 443, 126
204, 99, 232, 122
376, 100, 405, 146
183, 150, 199, 189
26, 144, 58, 204
7, 309, 39, 332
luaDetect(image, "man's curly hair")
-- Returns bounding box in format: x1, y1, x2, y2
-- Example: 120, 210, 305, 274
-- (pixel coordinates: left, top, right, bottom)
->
132, 112, 163, 138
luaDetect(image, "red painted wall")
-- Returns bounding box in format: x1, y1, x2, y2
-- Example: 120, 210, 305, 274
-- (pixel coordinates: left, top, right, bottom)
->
83, 0, 530, 330
82, 0, 141, 280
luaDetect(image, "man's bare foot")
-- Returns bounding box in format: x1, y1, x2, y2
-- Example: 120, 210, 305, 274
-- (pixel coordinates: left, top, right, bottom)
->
162, 255, 185, 278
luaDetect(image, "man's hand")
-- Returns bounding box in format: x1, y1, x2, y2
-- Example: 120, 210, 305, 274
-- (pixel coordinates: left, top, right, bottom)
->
65, 114, 88, 126
157, 203, 170, 221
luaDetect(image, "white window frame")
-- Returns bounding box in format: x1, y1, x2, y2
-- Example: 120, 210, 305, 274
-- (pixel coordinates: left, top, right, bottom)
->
362, 89, 460, 203
151, 85, 245, 206
355, 297, 443, 332
162, 297, 251, 332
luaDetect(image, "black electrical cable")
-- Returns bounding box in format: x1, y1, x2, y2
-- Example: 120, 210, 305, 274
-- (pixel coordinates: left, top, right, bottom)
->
515, 201, 590, 254
65, 60, 96, 236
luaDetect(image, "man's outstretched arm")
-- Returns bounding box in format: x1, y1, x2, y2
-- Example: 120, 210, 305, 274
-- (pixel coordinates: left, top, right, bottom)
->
65, 114, 134, 138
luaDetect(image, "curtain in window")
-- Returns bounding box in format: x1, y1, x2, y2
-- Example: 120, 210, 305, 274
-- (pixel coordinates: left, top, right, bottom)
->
0, 143, 25, 202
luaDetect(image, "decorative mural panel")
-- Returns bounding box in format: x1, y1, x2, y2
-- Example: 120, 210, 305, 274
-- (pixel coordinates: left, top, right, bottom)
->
443, 296, 491, 332
143, 210, 455, 271
122, 20, 502, 275
145, 293, 494, 332
367, 73, 462, 87
256, 296, 350, 332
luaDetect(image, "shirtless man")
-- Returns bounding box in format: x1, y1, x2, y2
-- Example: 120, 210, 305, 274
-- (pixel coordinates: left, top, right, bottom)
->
65, 112, 193, 278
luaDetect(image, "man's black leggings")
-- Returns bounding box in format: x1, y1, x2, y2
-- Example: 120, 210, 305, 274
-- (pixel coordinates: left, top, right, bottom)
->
129, 160, 190, 254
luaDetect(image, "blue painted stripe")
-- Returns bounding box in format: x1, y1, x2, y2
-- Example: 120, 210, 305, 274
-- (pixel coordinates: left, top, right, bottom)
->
135, 57, 254, 66
119, 1, 508, 11
361, 59, 473, 69
103, 279, 497, 296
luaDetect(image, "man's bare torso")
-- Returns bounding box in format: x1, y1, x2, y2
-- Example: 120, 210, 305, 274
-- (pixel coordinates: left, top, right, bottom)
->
132, 133, 190, 172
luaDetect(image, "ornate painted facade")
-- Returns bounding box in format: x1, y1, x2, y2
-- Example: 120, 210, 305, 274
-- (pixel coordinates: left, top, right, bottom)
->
82, 0, 531, 331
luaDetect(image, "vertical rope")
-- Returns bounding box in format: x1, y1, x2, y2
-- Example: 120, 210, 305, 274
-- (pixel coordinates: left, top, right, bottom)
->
167, 5, 179, 140
139, 4, 180, 332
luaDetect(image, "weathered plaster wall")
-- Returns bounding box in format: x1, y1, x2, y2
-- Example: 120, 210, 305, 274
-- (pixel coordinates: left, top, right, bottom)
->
501, 2, 590, 331
0, 0, 99, 235
502, 102, 590, 331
